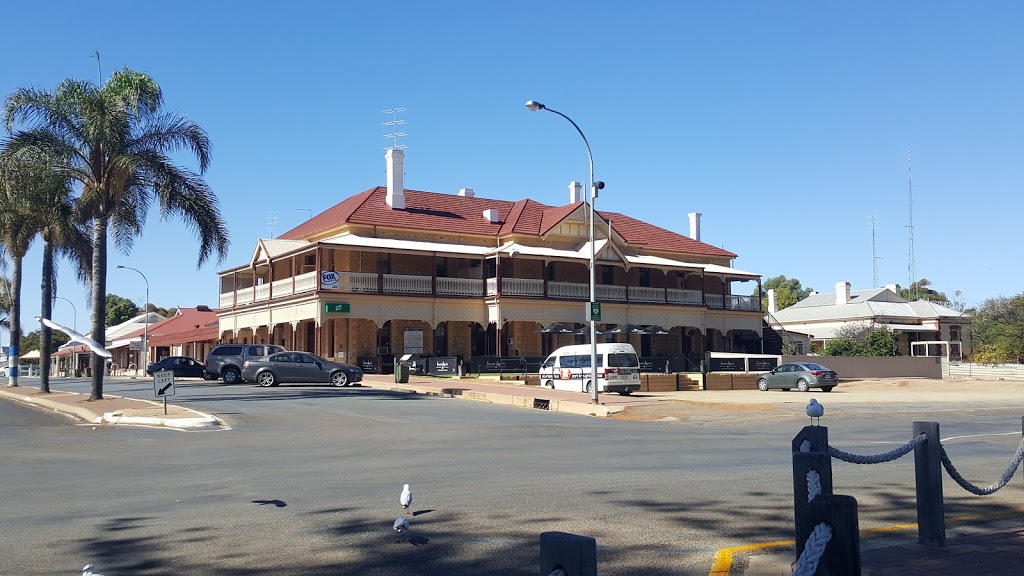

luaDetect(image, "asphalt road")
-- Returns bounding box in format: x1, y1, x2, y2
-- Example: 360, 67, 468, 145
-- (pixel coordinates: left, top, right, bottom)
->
2, 377, 1023, 575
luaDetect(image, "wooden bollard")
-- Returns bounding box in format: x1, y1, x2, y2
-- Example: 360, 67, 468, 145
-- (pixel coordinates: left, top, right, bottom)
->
798, 494, 861, 575
540, 531, 597, 576
913, 421, 945, 547
793, 451, 833, 561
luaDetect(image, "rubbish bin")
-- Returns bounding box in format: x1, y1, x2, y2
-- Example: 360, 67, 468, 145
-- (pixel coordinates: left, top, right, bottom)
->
395, 362, 410, 384
74, 369, 82, 378
85, 366, 91, 377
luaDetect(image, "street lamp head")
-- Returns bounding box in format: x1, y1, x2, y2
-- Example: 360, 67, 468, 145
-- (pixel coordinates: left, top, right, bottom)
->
525, 100, 545, 112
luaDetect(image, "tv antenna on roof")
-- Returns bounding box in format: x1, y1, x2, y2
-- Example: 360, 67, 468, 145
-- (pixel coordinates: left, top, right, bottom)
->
266, 211, 278, 239
382, 107, 408, 150
905, 145, 916, 300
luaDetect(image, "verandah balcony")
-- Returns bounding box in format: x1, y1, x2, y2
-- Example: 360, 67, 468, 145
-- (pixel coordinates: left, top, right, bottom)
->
220, 271, 760, 311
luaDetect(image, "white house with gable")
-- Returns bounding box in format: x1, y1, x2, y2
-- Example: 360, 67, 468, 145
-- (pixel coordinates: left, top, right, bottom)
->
766, 281, 970, 358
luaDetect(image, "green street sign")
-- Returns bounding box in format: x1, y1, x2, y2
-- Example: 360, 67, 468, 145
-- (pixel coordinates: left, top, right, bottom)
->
588, 301, 601, 322
324, 302, 351, 314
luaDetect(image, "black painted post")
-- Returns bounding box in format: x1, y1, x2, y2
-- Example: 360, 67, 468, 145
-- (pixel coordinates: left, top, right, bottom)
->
793, 451, 833, 562
799, 494, 861, 575
913, 421, 945, 547
792, 425, 829, 454
540, 531, 597, 576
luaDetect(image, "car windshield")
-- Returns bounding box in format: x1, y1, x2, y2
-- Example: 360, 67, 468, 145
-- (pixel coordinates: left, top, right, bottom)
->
802, 363, 830, 371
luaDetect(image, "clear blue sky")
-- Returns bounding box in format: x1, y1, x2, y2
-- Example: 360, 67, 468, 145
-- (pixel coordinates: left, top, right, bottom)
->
2, 1, 1022, 339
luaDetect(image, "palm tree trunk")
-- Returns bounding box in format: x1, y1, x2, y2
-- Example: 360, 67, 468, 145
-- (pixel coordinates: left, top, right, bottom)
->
40, 238, 54, 393
89, 216, 108, 400
8, 255, 22, 387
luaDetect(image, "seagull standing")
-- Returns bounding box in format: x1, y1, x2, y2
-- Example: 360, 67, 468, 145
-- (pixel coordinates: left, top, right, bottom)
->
400, 483, 412, 514
81, 565, 106, 576
806, 398, 824, 425
393, 516, 411, 542
37, 317, 112, 358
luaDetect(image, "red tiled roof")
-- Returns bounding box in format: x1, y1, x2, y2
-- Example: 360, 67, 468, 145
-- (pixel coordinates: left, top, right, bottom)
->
277, 186, 736, 259
117, 308, 220, 346
599, 211, 737, 258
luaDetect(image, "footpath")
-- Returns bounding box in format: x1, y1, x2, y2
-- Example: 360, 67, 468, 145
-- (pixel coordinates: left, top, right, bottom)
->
3, 374, 1024, 574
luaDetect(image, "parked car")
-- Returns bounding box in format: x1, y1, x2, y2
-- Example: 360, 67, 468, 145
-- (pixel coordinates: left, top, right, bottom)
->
146, 356, 207, 378
205, 344, 286, 384
241, 351, 363, 387
756, 362, 839, 392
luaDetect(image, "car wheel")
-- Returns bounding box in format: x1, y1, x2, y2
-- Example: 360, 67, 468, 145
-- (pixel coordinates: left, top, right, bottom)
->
618, 390, 632, 396
797, 379, 810, 392
822, 386, 835, 392
257, 371, 277, 387
757, 378, 769, 392
222, 367, 240, 385
331, 371, 349, 387
543, 380, 554, 389
202, 372, 212, 381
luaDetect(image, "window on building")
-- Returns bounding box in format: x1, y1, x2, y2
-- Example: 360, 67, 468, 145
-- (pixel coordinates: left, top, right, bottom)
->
949, 325, 962, 342
601, 265, 614, 284
639, 267, 651, 287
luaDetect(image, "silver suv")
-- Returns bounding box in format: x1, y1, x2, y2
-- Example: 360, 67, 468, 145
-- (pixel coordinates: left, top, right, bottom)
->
205, 344, 285, 384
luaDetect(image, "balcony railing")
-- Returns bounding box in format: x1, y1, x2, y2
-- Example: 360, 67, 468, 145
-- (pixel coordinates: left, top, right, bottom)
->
667, 288, 703, 305
383, 273, 432, 294
254, 284, 271, 302
272, 277, 293, 298
219, 272, 759, 312
437, 277, 484, 297
295, 271, 317, 293
338, 271, 378, 293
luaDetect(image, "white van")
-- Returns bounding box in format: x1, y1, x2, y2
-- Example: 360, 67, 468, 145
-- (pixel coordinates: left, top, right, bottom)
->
538, 343, 641, 396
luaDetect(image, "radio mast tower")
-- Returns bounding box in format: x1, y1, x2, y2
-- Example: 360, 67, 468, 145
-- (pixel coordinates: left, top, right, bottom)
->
868, 212, 880, 287
906, 146, 916, 300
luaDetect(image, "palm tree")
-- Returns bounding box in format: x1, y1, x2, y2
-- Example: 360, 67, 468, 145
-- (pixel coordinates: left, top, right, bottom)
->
0, 154, 41, 387
4, 67, 229, 400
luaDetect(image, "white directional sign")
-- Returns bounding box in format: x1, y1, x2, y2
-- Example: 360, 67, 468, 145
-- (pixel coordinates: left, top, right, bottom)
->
153, 370, 175, 397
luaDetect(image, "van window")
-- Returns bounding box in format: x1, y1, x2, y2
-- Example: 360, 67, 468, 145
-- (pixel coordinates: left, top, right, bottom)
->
247, 346, 265, 356
541, 356, 556, 368
608, 353, 639, 368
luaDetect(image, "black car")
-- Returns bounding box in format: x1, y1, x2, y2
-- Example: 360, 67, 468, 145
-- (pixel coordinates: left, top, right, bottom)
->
147, 356, 207, 378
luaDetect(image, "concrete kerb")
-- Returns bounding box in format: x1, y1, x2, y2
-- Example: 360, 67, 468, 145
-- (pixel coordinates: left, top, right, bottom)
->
0, 386, 221, 429
366, 381, 622, 417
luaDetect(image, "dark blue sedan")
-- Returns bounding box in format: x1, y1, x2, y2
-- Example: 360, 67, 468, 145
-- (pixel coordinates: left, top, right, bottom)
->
147, 356, 207, 378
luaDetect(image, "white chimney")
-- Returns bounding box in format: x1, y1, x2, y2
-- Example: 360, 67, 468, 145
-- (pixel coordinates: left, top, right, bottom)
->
385, 148, 405, 210
569, 181, 583, 203
482, 208, 499, 223
688, 212, 702, 241
836, 281, 851, 305
459, 187, 475, 197
885, 283, 899, 294
767, 289, 777, 314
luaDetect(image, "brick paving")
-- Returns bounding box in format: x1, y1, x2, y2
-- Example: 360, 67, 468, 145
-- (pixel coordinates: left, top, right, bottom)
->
860, 526, 1024, 575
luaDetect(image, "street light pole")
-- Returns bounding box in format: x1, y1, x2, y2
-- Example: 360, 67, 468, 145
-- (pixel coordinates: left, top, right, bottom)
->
116, 265, 150, 369
526, 100, 604, 405
52, 296, 77, 332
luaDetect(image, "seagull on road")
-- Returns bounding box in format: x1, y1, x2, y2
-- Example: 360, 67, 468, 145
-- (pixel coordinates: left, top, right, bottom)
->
37, 317, 111, 358
393, 516, 411, 542
806, 398, 824, 425
400, 483, 412, 514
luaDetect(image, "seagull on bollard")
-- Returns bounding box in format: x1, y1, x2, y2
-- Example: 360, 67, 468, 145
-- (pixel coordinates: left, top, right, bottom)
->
393, 516, 411, 542
37, 317, 112, 358
806, 398, 824, 425
400, 483, 412, 514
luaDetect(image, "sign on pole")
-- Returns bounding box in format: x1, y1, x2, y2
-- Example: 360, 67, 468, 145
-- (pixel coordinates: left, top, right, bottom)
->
588, 301, 602, 322
154, 370, 175, 397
